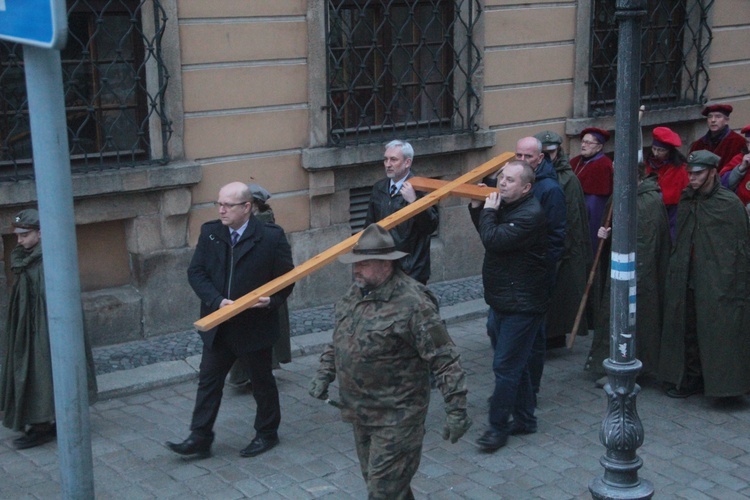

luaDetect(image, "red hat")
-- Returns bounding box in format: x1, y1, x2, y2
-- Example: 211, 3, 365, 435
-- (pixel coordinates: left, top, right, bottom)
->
651, 126, 681, 148
741, 125, 750, 138
580, 127, 610, 144
701, 104, 733, 117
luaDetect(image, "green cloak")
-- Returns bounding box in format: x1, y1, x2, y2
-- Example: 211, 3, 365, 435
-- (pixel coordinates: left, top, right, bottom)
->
658, 180, 750, 397
1, 243, 98, 432
585, 174, 671, 375
547, 151, 593, 346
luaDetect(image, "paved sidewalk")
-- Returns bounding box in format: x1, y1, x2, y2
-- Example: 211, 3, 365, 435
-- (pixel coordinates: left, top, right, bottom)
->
2, 313, 749, 498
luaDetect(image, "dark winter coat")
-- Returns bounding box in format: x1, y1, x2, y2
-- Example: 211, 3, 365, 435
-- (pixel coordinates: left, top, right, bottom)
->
188, 216, 294, 353
365, 173, 439, 284
658, 180, 750, 396
469, 193, 549, 315
532, 157, 567, 269
547, 152, 592, 344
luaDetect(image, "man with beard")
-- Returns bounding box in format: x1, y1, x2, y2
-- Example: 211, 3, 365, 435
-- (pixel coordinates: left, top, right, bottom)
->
309, 223, 471, 498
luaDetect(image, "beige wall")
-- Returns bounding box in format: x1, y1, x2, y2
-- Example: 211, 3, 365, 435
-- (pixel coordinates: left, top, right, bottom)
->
6, 1, 744, 346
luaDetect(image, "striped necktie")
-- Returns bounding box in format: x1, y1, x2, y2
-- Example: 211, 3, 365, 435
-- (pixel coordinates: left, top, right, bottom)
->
231, 231, 239, 247
390, 184, 398, 197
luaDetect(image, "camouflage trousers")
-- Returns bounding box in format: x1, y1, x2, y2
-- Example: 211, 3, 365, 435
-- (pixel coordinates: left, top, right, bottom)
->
352, 422, 425, 500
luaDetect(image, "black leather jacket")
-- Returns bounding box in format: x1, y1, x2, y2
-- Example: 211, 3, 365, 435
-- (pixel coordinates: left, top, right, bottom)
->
469, 193, 549, 314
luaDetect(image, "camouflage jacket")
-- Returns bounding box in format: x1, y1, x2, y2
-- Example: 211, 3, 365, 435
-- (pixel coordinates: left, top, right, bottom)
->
317, 269, 468, 426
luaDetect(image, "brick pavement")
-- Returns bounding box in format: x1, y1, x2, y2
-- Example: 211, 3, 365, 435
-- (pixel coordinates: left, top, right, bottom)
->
2, 316, 750, 498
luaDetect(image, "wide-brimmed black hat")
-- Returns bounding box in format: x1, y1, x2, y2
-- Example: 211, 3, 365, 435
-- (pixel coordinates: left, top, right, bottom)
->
338, 224, 408, 264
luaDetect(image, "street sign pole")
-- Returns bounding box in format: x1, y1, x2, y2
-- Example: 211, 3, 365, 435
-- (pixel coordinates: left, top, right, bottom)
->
23, 45, 95, 499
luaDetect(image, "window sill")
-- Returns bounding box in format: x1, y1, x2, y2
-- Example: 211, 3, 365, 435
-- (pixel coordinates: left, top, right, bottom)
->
301, 130, 496, 171
565, 104, 705, 137
0, 160, 202, 206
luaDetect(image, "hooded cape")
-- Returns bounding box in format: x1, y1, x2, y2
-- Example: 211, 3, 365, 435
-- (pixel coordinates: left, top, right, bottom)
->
585, 175, 670, 375
658, 180, 750, 396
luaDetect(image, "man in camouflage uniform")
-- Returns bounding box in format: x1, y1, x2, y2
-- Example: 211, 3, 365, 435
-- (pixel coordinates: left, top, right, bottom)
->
309, 223, 471, 499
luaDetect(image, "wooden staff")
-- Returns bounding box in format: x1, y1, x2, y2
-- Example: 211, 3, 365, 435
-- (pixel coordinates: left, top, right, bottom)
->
194, 151, 515, 332
566, 202, 614, 349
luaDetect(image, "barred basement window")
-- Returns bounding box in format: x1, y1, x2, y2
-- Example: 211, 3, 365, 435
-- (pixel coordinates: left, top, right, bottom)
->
588, 0, 712, 117
0, 0, 171, 181
326, 0, 481, 146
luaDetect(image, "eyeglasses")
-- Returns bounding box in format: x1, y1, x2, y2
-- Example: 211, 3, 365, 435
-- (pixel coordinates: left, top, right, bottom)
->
580, 140, 601, 146
213, 201, 248, 209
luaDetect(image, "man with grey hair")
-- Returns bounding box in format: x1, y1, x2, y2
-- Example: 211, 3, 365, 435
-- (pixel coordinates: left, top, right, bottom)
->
365, 140, 439, 284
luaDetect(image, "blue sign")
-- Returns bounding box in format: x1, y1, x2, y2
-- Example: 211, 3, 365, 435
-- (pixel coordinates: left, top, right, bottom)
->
0, 0, 67, 49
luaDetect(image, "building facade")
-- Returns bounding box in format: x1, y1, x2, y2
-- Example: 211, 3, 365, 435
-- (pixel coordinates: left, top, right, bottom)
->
1, 0, 748, 346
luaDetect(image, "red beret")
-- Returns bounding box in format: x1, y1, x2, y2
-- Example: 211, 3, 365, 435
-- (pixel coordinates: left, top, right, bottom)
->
651, 126, 681, 148
741, 125, 750, 137
701, 104, 733, 117
580, 127, 610, 144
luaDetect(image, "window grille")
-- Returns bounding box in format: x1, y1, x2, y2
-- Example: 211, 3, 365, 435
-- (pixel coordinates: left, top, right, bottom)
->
0, 0, 171, 182
326, 0, 481, 146
588, 0, 713, 117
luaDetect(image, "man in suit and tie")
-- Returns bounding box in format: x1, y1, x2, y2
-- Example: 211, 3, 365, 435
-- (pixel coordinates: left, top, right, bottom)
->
365, 140, 439, 285
167, 182, 294, 459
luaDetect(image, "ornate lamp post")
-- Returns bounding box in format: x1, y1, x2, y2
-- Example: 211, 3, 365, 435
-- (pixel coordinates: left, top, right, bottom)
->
589, 1, 654, 499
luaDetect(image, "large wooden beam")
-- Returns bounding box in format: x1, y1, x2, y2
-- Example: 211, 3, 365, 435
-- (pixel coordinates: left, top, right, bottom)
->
194, 151, 513, 331
408, 176, 496, 201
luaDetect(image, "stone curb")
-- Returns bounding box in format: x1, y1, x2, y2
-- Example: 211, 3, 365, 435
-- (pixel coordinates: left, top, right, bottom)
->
96, 298, 488, 400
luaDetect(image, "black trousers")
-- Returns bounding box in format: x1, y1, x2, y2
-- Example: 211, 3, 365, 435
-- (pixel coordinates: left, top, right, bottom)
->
189, 335, 280, 440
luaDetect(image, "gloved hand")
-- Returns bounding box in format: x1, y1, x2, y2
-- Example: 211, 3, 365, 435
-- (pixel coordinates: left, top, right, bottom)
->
308, 374, 332, 400
442, 409, 472, 444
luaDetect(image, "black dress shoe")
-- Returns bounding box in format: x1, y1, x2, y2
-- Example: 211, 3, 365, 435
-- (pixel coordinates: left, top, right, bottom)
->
166, 437, 212, 459
476, 429, 508, 451
240, 435, 279, 457
13, 424, 56, 450
509, 422, 537, 436
666, 383, 703, 399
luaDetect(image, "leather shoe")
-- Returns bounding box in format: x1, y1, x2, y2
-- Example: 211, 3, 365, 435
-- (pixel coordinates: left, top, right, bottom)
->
13, 424, 56, 450
166, 436, 212, 459
666, 383, 703, 399
509, 422, 537, 436
240, 435, 279, 457
476, 429, 508, 451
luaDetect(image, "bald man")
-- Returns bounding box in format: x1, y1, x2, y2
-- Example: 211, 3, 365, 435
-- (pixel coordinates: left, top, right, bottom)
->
167, 182, 294, 459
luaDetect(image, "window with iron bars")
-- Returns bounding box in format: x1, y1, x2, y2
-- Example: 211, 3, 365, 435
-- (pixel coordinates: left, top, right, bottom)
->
0, 0, 171, 182
326, 0, 481, 146
588, 0, 713, 117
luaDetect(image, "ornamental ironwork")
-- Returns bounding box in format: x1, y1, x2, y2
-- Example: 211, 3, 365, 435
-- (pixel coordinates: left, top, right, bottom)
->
0, 0, 171, 181
588, 0, 713, 116
326, 0, 482, 146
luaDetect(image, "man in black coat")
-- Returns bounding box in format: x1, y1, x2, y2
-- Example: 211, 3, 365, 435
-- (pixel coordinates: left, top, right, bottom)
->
365, 140, 439, 284
167, 182, 294, 459
469, 160, 549, 452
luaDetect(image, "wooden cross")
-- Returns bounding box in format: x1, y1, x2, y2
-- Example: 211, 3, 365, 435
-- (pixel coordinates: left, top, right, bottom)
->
193, 151, 513, 331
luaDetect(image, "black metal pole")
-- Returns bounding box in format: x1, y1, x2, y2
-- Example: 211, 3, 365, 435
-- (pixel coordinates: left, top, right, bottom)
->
589, 0, 654, 498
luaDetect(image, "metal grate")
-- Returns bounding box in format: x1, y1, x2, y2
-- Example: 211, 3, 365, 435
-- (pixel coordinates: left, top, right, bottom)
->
0, 0, 171, 182
349, 185, 373, 234
588, 0, 713, 117
326, 0, 482, 146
